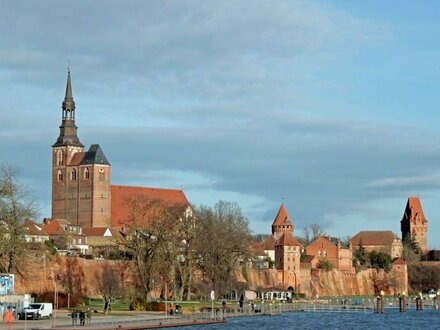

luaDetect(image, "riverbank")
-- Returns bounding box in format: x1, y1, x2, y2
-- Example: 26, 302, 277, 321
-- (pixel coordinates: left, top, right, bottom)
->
0, 310, 226, 330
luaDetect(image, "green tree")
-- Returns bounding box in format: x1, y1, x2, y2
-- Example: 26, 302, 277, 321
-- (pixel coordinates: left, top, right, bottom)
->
0, 165, 37, 273
353, 242, 369, 269
402, 233, 422, 262
369, 251, 392, 272
318, 260, 333, 272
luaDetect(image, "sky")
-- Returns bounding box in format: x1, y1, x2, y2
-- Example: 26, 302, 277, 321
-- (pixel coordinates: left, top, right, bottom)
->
1, 1, 440, 248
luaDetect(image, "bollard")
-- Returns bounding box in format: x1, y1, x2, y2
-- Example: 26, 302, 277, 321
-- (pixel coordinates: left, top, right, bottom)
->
399, 295, 407, 312
376, 296, 384, 314
415, 297, 424, 311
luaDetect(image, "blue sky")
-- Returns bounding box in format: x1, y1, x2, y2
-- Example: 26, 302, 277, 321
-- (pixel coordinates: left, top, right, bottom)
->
1, 0, 440, 247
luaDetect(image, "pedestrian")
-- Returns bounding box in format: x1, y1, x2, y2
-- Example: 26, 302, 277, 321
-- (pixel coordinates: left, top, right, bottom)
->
86, 308, 92, 325
5, 307, 13, 330
71, 309, 78, 326
175, 303, 181, 315
169, 302, 174, 315
79, 310, 85, 326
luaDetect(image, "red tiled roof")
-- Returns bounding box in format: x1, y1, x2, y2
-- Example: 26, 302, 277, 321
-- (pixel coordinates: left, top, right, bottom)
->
82, 227, 111, 237
349, 231, 399, 246
24, 220, 49, 236
69, 152, 85, 166
272, 203, 293, 227
111, 185, 190, 228
261, 235, 276, 250
403, 196, 427, 223
275, 232, 302, 247
42, 218, 67, 235
250, 242, 268, 257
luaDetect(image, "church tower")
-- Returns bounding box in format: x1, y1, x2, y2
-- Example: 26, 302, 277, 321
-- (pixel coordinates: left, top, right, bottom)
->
52, 67, 84, 223
52, 68, 111, 227
401, 197, 428, 253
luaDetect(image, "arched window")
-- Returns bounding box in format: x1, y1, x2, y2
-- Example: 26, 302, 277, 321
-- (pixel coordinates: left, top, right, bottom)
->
56, 150, 64, 165
99, 168, 105, 181
84, 168, 90, 180
71, 169, 77, 181
57, 170, 63, 181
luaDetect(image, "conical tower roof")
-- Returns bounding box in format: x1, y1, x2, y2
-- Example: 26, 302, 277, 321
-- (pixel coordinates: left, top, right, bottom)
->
272, 203, 293, 227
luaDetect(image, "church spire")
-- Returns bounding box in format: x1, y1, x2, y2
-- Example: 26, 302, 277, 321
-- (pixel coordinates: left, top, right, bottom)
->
62, 65, 76, 120
53, 66, 83, 147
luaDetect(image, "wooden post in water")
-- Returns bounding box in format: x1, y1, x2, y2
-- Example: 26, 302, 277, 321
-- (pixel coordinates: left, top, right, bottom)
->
416, 293, 424, 311
399, 291, 407, 312
435, 291, 440, 310
376, 291, 385, 314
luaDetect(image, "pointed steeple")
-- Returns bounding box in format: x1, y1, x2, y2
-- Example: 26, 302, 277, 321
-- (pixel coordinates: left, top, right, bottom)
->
62, 65, 76, 116
53, 66, 83, 147
271, 203, 294, 238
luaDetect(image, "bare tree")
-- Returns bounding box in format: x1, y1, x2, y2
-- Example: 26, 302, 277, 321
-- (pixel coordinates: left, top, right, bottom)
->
301, 223, 325, 246
0, 165, 37, 273
96, 264, 122, 314
195, 201, 251, 298
123, 196, 190, 303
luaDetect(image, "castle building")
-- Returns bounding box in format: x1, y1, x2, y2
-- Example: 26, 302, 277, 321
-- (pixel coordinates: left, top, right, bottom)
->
261, 204, 303, 292
349, 231, 403, 259
400, 197, 428, 252
52, 69, 190, 229
305, 236, 353, 272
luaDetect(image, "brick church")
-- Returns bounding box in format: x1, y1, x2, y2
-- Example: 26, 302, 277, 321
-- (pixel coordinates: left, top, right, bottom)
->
51, 69, 190, 230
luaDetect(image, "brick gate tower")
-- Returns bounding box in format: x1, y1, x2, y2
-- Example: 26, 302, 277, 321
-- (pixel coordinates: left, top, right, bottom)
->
401, 197, 428, 253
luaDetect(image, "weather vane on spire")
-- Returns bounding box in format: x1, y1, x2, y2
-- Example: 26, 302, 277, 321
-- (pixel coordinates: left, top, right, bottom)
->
67, 60, 71, 73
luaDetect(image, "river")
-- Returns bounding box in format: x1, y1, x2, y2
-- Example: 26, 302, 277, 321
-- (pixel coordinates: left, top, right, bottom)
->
177, 309, 439, 330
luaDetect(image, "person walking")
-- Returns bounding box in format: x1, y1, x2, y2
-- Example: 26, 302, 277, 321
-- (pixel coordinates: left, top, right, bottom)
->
86, 308, 92, 325
79, 310, 85, 326
5, 307, 13, 330
71, 309, 78, 326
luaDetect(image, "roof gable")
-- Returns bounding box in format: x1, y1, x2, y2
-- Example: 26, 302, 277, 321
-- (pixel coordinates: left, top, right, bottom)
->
82, 227, 112, 237
42, 219, 67, 235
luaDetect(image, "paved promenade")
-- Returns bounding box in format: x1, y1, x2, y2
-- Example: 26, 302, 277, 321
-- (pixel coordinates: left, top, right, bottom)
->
0, 310, 226, 330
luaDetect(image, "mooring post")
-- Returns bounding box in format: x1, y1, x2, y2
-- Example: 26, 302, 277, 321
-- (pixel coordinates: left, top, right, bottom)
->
435, 290, 440, 310
376, 291, 384, 314
416, 292, 424, 311
399, 291, 407, 312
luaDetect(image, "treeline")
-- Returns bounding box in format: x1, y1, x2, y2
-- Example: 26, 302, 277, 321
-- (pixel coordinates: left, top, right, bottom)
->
0, 165, 253, 306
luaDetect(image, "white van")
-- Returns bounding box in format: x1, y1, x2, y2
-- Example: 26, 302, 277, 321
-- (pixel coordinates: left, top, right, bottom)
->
20, 303, 53, 320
